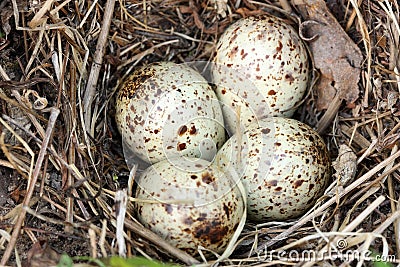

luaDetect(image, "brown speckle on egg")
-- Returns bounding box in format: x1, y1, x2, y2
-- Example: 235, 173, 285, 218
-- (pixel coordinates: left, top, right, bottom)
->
201, 172, 215, 184
193, 221, 229, 245
177, 143, 186, 151
212, 15, 309, 133
261, 128, 271, 134
115, 62, 226, 164
178, 125, 188, 136
134, 159, 244, 256
164, 204, 173, 214
215, 117, 331, 221
189, 125, 197, 135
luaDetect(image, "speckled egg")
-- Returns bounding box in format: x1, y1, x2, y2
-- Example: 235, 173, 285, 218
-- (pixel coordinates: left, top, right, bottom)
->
134, 158, 244, 256
116, 62, 226, 165
215, 117, 330, 221
212, 15, 309, 134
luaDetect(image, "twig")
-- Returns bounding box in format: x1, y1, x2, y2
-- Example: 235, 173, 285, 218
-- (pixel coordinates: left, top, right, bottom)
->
1, 108, 60, 265
349, 0, 371, 108
387, 166, 400, 256
88, 228, 97, 258
374, 210, 400, 234
345, 0, 362, 31
0, 159, 15, 169
115, 189, 128, 257
65, 57, 76, 234
301, 196, 385, 267
100, 219, 108, 258
28, 0, 55, 28
78, 0, 99, 29
317, 93, 341, 134
117, 39, 180, 70
123, 219, 200, 265
0, 64, 11, 80
24, 28, 45, 77
0, 116, 35, 179
82, 0, 116, 135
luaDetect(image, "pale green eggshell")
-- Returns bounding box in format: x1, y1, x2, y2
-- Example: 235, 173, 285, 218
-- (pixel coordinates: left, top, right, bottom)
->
215, 117, 330, 221
134, 158, 244, 256
116, 62, 226, 165
212, 15, 309, 134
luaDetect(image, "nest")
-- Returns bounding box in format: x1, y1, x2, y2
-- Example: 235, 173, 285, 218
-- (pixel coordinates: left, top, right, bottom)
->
0, 0, 399, 265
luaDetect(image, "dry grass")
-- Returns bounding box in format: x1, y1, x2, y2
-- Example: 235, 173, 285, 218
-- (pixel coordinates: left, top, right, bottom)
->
0, 0, 399, 266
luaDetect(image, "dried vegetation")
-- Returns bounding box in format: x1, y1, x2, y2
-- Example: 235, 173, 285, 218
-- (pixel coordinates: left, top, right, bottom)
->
0, 0, 400, 265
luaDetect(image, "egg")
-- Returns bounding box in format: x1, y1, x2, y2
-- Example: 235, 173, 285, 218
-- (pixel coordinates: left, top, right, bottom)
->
212, 15, 309, 134
215, 117, 330, 221
116, 62, 226, 165
134, 158, 244, 256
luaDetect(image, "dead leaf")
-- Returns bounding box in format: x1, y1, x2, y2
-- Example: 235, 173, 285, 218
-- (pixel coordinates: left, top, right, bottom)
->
0, 7, 13, 37
325, 144, 357, 195
296, 0, 363, 110
23, 240, 61, 267
332, 144, 357, 186
179, 5, 193, 14
10, 186, 25, 203
179, 1, 224, 34
376, 34, 387, 48
236, 7, 267, 18
387, 91, 399, 113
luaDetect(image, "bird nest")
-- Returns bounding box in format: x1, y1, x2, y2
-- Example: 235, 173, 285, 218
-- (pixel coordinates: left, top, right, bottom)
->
0, 0, 399, 266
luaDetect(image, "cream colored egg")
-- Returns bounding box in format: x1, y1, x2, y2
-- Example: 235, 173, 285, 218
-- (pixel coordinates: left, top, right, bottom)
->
215, 117, 330, 221
212, 15, 309, 134
115, 62, 226, 165
134, 158, 244, 256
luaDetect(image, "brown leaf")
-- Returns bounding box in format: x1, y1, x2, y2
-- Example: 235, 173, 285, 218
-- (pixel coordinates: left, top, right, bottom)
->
10, 187, 25, 203
332, 144, 357, 186
179, 6, 193, 14
23, 240, 61, 267
235, 7, 267, 18
179, 2, 224, 34
296, 0, 363, 110
191, 7, 206, 32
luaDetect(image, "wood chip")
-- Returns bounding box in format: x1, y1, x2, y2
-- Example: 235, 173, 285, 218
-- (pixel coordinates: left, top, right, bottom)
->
296, 0, 363, 110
